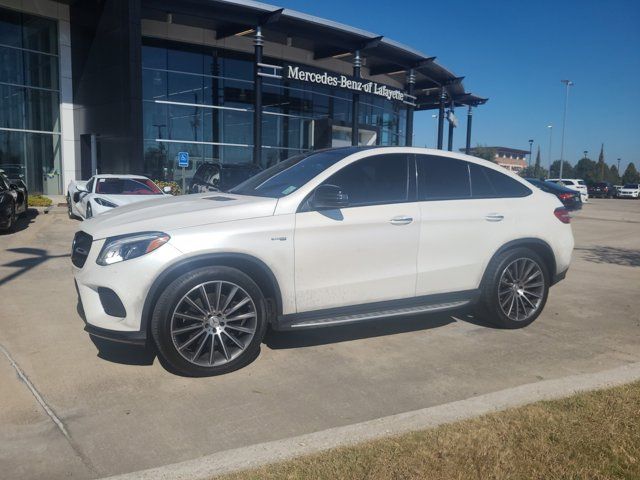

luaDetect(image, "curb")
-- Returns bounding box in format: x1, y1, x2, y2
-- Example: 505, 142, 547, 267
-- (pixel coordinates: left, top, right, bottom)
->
101, 361, 640, 480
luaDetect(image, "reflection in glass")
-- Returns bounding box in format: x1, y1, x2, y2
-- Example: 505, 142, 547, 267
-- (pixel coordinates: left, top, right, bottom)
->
0, 7, 61, 193
141, 38, 407, 179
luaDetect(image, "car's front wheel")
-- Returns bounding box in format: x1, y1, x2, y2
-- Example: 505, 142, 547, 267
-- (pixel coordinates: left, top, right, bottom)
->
151, 266, 267, 376
475, 248, 549, 329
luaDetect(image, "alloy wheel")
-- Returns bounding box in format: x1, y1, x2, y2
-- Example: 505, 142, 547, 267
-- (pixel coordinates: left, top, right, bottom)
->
498, 258, 545, 322
170, 281, 257, 367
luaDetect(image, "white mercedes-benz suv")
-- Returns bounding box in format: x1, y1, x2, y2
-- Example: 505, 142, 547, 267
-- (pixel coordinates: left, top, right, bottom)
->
72, 147, 574, 376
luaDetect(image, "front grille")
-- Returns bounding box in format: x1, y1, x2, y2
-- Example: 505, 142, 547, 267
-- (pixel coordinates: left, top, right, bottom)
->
71, 231, 93, 268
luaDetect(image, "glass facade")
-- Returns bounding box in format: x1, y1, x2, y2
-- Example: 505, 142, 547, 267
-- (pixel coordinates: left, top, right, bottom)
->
0, 7, 61, 194
142, 38, 406, 182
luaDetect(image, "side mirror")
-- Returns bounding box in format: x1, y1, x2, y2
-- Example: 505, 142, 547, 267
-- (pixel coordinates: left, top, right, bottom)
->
163, 186, 172, 194
76, 184, 88, 193
311, 184, 349, 210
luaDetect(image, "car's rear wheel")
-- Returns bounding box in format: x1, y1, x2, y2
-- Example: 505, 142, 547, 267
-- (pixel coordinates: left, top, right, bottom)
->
151, 266, 267, 376
4, 203, 16, 231
475, 248, 549, 329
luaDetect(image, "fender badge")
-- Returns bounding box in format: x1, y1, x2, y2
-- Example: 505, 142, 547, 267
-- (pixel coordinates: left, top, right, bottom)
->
271, 236, 287, 241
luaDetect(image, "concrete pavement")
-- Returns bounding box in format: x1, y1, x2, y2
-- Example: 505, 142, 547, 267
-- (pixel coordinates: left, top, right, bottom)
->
0, 199, 639, 479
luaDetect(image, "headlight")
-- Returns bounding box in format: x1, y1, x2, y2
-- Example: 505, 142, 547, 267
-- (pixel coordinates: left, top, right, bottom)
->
96, 232, 170, 266
94, 197, 118, 208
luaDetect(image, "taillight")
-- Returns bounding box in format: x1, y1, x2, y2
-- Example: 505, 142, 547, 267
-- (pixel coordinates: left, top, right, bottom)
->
554, 207, 571, 224
558, 193, 573, 200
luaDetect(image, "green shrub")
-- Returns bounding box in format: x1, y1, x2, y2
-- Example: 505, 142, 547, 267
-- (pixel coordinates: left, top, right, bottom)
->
154, 180, 181, 195
29, 195, 53, 207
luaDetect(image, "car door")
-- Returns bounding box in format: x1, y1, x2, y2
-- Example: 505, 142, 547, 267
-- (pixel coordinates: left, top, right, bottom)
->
294, 153, 420, 313
414, 156, 528, 296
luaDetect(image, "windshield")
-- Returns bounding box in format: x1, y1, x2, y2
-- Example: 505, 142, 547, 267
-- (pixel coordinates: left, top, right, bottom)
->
230, 149, 357, 198
221, 166, 262, 190
623, 184, 639, 189
95, 178, 162, 195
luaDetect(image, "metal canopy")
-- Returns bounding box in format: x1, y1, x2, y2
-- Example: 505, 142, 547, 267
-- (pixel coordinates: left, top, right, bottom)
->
141, 0, 487, 110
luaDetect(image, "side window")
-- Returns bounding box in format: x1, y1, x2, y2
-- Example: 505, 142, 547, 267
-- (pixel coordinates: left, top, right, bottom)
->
322, 154, 409, 207
469, 164, 497, 198
416, 155, 470, 200
483, 168, 532, 197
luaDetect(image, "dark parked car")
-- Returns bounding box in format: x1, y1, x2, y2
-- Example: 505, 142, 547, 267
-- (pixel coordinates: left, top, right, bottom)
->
189, 162, 262, 194
587, 182, 615, 198
0, 171, 28, 231
525, 178, 582, 211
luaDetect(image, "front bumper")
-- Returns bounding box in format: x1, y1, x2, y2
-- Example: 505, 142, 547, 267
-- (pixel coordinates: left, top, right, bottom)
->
551, 267, 569, 286
73, 236, 182, 340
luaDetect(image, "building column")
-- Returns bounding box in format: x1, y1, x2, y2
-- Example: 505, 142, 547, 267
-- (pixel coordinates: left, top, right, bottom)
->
465, 105, 473, 154
405, 69, 415, 146
447, 104, 454, 151
253, 25, 263, 166
351, 50, 361, 146
437, 86, 446, 149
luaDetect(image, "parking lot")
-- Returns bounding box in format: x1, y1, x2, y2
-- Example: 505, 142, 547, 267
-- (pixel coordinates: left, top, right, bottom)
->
1, 199, 639, 479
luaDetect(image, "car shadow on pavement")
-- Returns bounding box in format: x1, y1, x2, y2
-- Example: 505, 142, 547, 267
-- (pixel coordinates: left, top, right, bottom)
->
265, 311, 464, 349
0, 208, 38, 235
575, 246, 640, 267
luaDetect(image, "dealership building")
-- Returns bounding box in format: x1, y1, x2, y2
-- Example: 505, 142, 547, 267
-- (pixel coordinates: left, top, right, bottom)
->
0, 0, 486, 195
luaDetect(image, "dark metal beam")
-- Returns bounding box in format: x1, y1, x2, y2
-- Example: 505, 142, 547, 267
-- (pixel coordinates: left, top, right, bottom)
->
351, 50, 361, 146
313, 36, 382, 61
437, 86, 446, 149
215, 8, 283, 39
215, 23, 254, 40
368, 57, 435, 77
465, 105, 473, 154
405, 69, 415, 146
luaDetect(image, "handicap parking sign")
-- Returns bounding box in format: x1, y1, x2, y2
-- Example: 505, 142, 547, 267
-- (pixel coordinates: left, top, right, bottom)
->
178, 151, 189, 167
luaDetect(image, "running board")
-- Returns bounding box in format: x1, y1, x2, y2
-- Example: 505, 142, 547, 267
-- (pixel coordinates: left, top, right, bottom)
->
285, 300, 471, 329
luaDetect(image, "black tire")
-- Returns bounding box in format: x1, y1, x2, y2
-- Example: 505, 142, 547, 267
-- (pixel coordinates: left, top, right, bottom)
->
475, 248, 550, 329
86, 203, 93, 219
7, 203, 16, 231
151, 266, 267, 376
67, 195, 74, 219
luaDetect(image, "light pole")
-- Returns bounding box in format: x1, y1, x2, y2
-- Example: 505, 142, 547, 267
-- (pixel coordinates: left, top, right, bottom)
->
546, 125, 553, 176
617, 158, 621, 181
583, 150, 588, 159
559, 80, 574, 179
528, 139, 534, 167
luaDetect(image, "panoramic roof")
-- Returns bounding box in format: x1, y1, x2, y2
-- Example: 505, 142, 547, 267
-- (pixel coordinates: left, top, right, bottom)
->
142, 0, 487, 110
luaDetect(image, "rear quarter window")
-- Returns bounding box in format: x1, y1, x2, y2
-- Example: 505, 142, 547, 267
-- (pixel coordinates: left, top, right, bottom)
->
483, 168, 531, 197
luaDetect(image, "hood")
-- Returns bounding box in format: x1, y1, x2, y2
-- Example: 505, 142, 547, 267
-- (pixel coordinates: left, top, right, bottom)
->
94, 194, 163, 207
81, 193, 278, 240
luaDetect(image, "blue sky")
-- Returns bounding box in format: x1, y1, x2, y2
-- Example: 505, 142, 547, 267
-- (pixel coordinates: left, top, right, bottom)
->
275, 0, 640, 171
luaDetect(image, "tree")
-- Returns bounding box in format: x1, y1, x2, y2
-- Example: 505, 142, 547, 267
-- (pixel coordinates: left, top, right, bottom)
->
533, 146, 542, 177
622, 163, 640, 184
596, 144, 606, 181
549, 160, 574, 178
472, 145, 498, 163
574, 156, 598, 184
607, 164, 621, 185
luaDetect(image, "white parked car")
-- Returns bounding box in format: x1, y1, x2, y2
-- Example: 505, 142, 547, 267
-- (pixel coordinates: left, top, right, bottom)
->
617, 183, 640, 199
546, 178, 588, 203
67, 175, 171, 219
72, 147, 574, 376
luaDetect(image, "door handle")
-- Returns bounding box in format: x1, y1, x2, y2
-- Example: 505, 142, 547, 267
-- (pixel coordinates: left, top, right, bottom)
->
390, 216, 413, 225
485, 213, 504, 222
